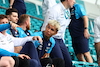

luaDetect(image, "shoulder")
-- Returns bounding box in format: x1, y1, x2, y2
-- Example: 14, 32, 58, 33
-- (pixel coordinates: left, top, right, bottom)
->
16, 27, 23, 30
74, 4, 83, 8
33, 31, 43, 38
48, 3, 62, 12
50, 37, 55, 44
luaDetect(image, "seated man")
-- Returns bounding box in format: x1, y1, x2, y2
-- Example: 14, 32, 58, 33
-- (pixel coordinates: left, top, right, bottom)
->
0, 14, 43, 67
14, 14, 64, 67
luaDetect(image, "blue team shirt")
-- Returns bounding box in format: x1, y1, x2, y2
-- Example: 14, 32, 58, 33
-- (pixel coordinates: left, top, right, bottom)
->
33, 31, 55, 54
69, 4, 87, 37
74, 4, 87, 19
12, 27, 55, 54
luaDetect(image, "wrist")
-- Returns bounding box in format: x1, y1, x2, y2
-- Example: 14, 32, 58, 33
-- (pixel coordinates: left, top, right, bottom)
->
84, 27, 88, 29
10, 4, 12, 6
8, 21, 12, 25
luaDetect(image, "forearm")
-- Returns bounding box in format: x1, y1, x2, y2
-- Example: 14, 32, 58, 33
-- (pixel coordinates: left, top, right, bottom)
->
83, 16, 88, 28
9, 0, 14, 7
0, 23, 10, 32
13, 36, 33, 46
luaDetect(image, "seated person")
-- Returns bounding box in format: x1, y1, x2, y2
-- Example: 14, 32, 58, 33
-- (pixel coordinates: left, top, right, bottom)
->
6, 8, 22, 38
0, 14, 43, 67
15, 15, 64, 67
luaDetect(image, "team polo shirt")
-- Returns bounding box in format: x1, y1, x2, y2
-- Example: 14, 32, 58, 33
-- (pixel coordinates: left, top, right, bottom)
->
69, 4, 87, 37
16, 27, 34, 37
33, 31, 55, 54
41, 2, 71, 39
7, 27, 34, 37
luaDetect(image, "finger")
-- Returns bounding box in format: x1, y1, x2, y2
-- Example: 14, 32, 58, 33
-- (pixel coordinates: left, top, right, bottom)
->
13, 28, 17, 32
37, 36, 43, 44
23, 55, 31, 59
19, 56, 24, 59
33, 37, 37, 40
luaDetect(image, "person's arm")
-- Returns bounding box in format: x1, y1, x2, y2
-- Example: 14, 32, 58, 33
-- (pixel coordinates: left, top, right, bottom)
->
9, 0, 14, 8
0, 23, 11, 32
0, 48, 30, 59
41, 53, 50, 59
0, 48, 19, 57
0, 22, 19, 32
82, 16, 90, 39
11, 35, 42, 47
76, 4, 90, 38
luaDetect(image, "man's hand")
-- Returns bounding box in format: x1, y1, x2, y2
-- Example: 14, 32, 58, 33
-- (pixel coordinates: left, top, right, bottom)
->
32, 36, 43, 44
18, 54, 30, 59
9, 21, 19, 31
41, 53, 50, 59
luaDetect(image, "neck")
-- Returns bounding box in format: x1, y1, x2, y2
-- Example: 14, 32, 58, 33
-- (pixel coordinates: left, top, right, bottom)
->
43, 31, 50, 40
62, 1, 69, 9
20, 25, 27, 31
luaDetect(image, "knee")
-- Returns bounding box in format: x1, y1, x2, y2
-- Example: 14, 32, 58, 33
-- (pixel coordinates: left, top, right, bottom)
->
83, 52, 91, 56
0, 61, 9, 66
0, 56, 15, 67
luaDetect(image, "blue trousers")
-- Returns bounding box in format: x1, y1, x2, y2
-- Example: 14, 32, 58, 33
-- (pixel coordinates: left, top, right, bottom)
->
20, 41, 42, 67
50, 38, 73, 67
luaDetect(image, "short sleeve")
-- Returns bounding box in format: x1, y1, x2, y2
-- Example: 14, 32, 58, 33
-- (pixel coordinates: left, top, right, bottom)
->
74, 4, 87, 19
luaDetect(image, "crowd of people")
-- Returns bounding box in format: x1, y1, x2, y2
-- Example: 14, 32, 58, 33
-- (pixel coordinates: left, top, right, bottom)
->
0, 0, 100, 67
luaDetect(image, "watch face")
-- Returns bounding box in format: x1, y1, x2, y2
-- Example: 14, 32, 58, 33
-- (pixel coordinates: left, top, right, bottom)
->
84, 27, 88, 29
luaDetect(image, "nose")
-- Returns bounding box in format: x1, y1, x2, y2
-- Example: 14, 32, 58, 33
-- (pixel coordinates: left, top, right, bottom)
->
48, 28, 51, 32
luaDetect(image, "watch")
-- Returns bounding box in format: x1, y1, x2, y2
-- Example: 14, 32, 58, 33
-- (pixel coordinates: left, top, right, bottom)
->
84, 27, 88, 29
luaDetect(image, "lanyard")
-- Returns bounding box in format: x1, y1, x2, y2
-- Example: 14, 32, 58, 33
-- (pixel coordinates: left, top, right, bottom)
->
64, 10, 70, 19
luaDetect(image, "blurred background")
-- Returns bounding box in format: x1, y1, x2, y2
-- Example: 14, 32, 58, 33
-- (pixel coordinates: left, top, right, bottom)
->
0, 0, 100, 67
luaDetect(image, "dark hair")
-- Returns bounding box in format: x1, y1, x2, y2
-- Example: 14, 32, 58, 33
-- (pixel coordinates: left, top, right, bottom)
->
0, 14, 7, 19
6, 8, 18, 15
60, 0, 66, 2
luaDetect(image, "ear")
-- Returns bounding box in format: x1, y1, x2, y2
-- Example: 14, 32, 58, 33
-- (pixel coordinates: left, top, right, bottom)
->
7, 15, 10, 20
25, 20, 28, 24
54, 31, 58, 35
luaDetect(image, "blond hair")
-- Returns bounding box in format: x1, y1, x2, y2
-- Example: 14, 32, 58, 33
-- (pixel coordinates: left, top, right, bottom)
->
48, 20, 60, 31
